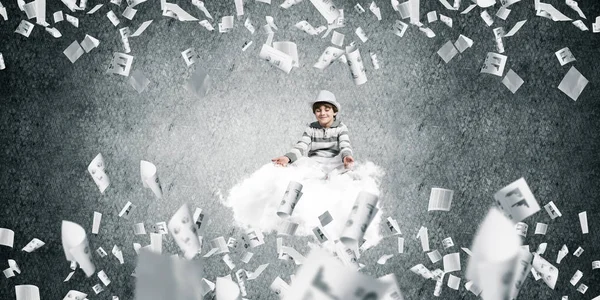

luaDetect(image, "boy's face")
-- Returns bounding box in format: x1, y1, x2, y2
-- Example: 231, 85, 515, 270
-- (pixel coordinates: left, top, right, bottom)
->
314, 104, 337, 127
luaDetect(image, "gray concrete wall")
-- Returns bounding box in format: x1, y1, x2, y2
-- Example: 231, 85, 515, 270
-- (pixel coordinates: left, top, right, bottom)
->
1, 0, 599, 299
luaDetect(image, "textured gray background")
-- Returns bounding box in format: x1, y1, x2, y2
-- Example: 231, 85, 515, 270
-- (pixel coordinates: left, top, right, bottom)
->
0, 0, 599, 299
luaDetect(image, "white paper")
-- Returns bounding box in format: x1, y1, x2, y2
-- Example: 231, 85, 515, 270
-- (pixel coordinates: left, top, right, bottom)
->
331, 31, 344, 47
377, 254, 394, 265
377, 273, 404, 300
397, 237, 404, 253
270, 276, 290, 297
461, 247, 473, 256
558, 67, 588, 101
437, 41, 458, 64
280, 0, 302, 8
577, 284, 588, 294
538, 3, 572, 21
181, 48, 197, 67
106, 52, 133, 76
442, 237, 454, 248
106, 10, 119, 26
570, 270, 583, 286
80, 34, 99, 53
112, 245, 124, 264
573, 246, 584, 257
557, 244, 568, 263
454, 34, 473, 53
22, 238, 44, 252
130, 20, 153, 37
140, 160, 163, 198
15, 20, 35, 37
241, 252, 253, 263
555, 47, 576, 65
502, 69, 524, 94
444, 252, 461, 273
96, 247, 107, 257
168, 203, 201, 259
314, 46, 344, 69
427, 11, 437, 23
309, 0, 339, 23
62, 221, 95, 277
535, 223, 548, 235
273, 42, 300, 69
369, 1, 381, 20
494, 177, 540, 221
428, 250, 442, 263
496, 6, 511, 20
344, 44, 368, 86
504, 20, 527, 37
410, 264, 433, 279
417, 226, 430, 252
242, 228, 265, 249
532, 253, 558, 289
445, 274, 460, 290
515, 222, 528, 236
543, 201, 562, 219
466, 208, 522, 300
259, 44, 293, 74
461, 4, 476, 14
247, 263, 269, 280
15, 285, 40, 300
284, 248, 388, 300
340, 191, 378, 252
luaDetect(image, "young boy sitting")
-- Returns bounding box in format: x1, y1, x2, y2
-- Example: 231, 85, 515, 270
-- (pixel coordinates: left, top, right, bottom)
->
272, 90, 355, 172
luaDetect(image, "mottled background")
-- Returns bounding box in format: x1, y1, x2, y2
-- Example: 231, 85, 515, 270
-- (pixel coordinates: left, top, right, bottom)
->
0, 0, 599, 299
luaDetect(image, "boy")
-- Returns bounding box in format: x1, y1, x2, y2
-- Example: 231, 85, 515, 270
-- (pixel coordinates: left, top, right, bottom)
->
272, 90, 355, 172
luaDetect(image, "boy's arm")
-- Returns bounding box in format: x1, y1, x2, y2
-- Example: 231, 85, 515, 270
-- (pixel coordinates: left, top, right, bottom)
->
284, 126, 312, 164
338, 123, 353, 161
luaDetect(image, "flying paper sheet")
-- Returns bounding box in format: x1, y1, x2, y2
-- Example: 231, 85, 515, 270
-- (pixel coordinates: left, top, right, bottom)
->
544, 201, 562, 219
494, 177, 540, 222
558, 66, 588, 101
283, 248, 389, 300
140, 160, 162, 198
515, 222, 528, 236
557, 244, 568, 263
129, 69, 150, 93
573, 246, 584, 257
442, 237, 454, 248
130, 20, 153, 37
309, 0, 339, 23
532, 253, 558, 289
466, 208, 522, 300
15, 285, 40, 300
277, 181, 303, 217
535, 223, 548, 235
63, 41, 84, 63
454, 34, 473, 52
410, 264, 433, 279
314, 46, 344, 69
259, 44, 294, 74
61, 221, 95, 277
80, 34, 100, 53
437, 42, 458, 64
278, 219, 299, 236
87, 153, 110, 193
345, 44, 368, 86
502, 69, 524, 94
444, 253, 461, 272
417, 226, 430, 251
448, 274, 460, 290
340, 191, 378, 252
555, 47, 576, 65
106, 52, 133, 76
118, 201, 135, 218
428, 250, 442, 263
135, 250, 207, 300
0, 228, 15, 247
377, 273, 405, 300
508, 248, 533, 300
168, 204, 201, 259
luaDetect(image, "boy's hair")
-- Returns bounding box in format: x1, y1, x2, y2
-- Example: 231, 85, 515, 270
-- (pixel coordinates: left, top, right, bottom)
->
312, 102, 338, 113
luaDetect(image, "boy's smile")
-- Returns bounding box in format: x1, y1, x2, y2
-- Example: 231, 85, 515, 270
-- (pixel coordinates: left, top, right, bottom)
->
314, 104, 337, 128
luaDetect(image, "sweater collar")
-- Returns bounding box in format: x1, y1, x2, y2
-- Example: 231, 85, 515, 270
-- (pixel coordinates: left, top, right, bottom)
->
310, 119, 341, 129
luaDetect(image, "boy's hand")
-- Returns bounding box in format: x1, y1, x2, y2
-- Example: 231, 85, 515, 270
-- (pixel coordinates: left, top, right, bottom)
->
343, 156, 355, 169
271, 156, 290, 167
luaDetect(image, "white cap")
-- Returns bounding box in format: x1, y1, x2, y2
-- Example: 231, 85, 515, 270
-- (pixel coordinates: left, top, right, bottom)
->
309, 90, 341, 112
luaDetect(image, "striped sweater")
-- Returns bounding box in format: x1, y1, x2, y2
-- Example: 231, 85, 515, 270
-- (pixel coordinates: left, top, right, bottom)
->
284, 119, 353, 163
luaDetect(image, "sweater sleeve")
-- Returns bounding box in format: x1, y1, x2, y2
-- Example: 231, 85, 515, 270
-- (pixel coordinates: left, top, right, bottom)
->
338, 123, 353, 161
284, 126, 312, 164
